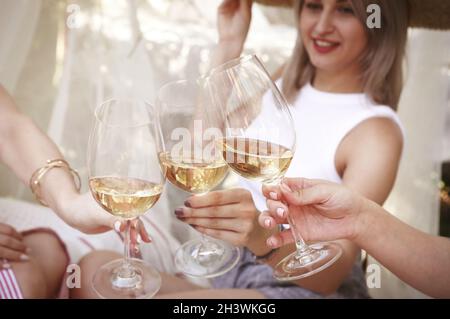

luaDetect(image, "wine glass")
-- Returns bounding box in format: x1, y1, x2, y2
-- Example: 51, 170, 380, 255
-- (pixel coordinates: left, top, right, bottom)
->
87, 98, 165, 298
206, 54, 342, 281
155, 79, 240, 278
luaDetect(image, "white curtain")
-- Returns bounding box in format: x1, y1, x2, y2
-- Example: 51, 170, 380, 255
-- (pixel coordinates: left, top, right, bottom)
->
0, 0, 41, 92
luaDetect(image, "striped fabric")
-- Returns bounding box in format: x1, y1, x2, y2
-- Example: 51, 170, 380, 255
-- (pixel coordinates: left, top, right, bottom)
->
0, 261, 23, 299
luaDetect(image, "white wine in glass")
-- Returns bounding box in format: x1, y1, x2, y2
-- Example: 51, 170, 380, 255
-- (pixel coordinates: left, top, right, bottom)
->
156, 79, 240, 278
87, 98, 165, 298
89, 177, 163, 219
159, 153, 228, 195
219, 137, 293, 184
207, 55, 342, 281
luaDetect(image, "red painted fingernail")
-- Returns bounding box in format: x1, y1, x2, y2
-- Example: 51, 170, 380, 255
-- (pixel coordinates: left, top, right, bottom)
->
175, 208, 184, 217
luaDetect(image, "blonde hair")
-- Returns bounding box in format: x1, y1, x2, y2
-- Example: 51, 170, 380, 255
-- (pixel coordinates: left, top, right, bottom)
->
282, 0, 409, 110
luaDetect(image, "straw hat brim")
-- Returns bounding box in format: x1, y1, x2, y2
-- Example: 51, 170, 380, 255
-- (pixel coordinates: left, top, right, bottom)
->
254, 0, 450, 30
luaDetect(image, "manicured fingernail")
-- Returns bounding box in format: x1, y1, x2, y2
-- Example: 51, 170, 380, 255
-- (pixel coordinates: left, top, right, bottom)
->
184, 200, 192, 208
137, 234, 142, 244
114, 221, 122, 232
175, 208, 184, 217
267, 237, 276, 248
276, 207, 285, 218
264, 218, 272, 228
280, 182, 292, 193
269, 192, 278, 200
20, 254, 29, 261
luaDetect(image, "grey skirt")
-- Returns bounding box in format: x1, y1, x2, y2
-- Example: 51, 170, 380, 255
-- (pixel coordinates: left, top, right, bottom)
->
212, 248, 370, 299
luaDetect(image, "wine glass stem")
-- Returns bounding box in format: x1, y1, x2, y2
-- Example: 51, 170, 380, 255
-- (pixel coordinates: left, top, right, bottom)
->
121, 219, 135, 278
195, 193, 214, 250
201, 233, 209, 243
270, 180, 310, 257
286, 214, 310, 257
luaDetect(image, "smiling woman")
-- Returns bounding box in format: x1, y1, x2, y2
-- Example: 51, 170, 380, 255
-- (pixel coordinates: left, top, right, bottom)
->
283, 0, 408, 107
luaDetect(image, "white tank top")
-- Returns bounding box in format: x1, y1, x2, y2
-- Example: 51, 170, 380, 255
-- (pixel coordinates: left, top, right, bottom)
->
239, 82, 404, 212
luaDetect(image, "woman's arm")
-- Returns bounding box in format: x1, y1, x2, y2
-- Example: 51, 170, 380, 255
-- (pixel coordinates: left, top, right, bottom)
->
210, 0, 252, 68
0, 86, 149, 240
357, 200, 450, 298
0, 86, 77, 211
261, 178, 450, 298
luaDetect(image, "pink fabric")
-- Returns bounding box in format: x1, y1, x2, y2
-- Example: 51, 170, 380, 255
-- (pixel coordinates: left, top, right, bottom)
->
0, 262, 24, 299
78, 236, 96, 251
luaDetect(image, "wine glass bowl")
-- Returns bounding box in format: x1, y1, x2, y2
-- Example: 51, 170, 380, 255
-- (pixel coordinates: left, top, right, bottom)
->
87, 98, 165, 298
89, 176, 163, 219
218, 137, 294, 185
207, 54, 342, 281
155, 79, 240, 278
158, 152, 229, 195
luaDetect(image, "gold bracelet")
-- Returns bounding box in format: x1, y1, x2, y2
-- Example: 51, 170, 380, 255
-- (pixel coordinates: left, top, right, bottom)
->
29, 159, 81, 206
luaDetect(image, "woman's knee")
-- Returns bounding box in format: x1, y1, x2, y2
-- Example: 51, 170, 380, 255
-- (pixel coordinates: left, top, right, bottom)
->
21, 231, 68, 297
71, 250, 120, 299
23, 231, 68, 268
78, 250, 121, 274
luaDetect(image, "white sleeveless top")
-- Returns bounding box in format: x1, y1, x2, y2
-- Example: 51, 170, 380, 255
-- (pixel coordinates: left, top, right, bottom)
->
239, 82, 404, 212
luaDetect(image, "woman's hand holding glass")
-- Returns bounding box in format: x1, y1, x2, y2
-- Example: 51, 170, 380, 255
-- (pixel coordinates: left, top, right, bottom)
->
260, 178, 368, 247
177, 188, 274, 257
57, 192, 150, 244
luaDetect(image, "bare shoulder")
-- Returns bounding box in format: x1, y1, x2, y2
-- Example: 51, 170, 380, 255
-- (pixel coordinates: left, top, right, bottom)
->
347, 117, 403, 150
335, 117, 403, 182
335, 117, 404, 204
343, 117, 403, 155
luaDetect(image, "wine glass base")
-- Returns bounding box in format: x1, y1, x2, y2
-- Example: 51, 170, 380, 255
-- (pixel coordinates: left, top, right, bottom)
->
92, 258, 161, 299
274, 242, 342, 281
175, 238, 240, 278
